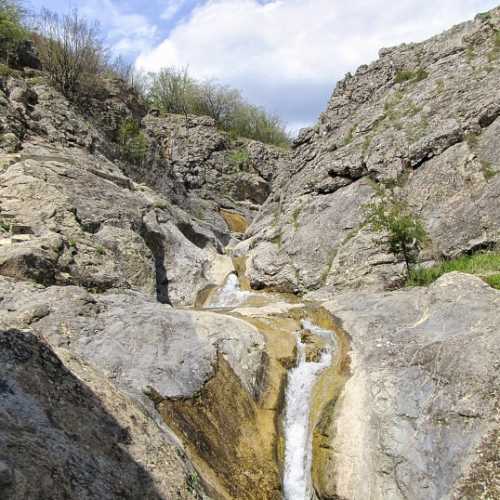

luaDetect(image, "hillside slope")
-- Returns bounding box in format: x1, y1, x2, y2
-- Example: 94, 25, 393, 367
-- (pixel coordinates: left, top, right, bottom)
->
238, 8, 500, 296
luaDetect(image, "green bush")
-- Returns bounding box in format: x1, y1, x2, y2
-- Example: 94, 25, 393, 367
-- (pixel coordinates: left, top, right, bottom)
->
414, 68, 429, 82
228, 148, 250, 171
394, 69, 415, 83
407, 252, 500, 289
480, 160, 497, 180
364, 194, 428, 274
0, 0, 28, 65
118, 118, 148, 164
145, 67, 290, 147
394, 67, 428, 84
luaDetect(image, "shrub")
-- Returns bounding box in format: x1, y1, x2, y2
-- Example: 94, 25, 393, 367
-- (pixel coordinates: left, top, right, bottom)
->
407, 252, 500, 289
414, 68, 428, 82
145, 66, 290, 146
118, 118, 148, 164
32, 8, 106, 101
394, 67, 428, 84
394, 69, 415, 83
481, 160, 497, 180
0, 0, 28, 65
364, 194, 428, 274
228, 148, 250, 171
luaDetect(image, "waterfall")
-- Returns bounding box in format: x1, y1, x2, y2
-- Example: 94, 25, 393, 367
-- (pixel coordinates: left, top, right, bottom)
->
283, 321, 334, 500
207, 273, 250, 308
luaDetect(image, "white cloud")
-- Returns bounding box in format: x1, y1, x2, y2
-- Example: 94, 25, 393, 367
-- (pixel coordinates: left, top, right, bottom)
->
80, 0, 158, 55
136, 0, 499, 127
161, 0, 187, 20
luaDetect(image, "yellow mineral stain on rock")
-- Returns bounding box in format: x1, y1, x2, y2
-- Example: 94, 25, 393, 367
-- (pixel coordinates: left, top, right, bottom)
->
232, 255, 252, 291
158, 267, 351, 500
221, 209, 248, 234
157, 354, 283, 500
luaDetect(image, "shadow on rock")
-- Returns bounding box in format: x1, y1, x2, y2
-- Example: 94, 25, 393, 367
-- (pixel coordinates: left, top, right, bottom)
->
0, 329, 167, 500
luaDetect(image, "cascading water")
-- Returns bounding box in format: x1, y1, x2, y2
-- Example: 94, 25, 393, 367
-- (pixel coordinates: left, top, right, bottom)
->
205, 272, 337, 498
207, 273, 251, 308
283, 320, 335, 500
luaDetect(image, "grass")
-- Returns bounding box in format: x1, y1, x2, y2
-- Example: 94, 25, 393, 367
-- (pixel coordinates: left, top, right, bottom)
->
485, 274, 500, 289
153, 200, 169, 209
435, 79, 445, 93
291, 205, 302, 231
344, 124, 356, 145
465, 47, 476, 64
95, 244, 106, 255
487, 30, 500, 62
465, 132, 480, 149
407, 252, 500, 290
0, 63, 18, 77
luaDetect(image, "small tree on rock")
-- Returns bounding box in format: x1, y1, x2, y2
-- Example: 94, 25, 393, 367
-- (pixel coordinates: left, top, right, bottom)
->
364, 194, 428, 275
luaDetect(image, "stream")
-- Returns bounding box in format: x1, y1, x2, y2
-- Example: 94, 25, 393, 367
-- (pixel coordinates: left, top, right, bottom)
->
205, 273, 337, 500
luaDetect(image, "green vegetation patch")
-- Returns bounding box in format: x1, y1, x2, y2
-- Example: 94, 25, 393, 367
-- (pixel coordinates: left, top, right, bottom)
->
118, 118, 149, 164
407, 252, 500, 289
343, 124, 357, 145
0, 0, 28, 66
364, 194, 428, 275
481, 160, 497, 180
228, 148, 251, 171
146, 67, 290, 146
487, 30, 500, 62
394, 67, 429, 84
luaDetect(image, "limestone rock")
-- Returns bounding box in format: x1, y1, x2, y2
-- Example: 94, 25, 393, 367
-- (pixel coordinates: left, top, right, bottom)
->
241, 8, 500, 296
0, 329, 205, 500
316, 273, 500, 500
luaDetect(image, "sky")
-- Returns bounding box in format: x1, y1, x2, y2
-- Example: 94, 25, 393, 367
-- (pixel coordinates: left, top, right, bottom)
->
27, 0, 500, 133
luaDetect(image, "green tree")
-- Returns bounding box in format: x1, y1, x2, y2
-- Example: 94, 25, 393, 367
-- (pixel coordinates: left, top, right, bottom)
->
0, 0, 27, 65
146, 66, 196, 117
365, 195, 428, 275
118, 118, 148, 164
145, 66, 290, 146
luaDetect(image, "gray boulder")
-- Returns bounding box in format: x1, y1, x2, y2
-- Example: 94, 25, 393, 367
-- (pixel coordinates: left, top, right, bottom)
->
314, 273, 499, 499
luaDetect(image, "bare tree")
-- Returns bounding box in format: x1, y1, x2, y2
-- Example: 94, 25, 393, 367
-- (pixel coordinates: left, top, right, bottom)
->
147, 66, 195, 118
33, 8, 105, 100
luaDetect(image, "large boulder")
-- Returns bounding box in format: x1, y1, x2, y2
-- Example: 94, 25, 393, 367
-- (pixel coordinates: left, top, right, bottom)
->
0, 329, 204, 500
313, 273, 500, 499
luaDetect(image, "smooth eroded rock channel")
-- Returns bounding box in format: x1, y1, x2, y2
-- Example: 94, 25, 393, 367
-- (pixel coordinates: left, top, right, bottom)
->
154, 271, 351, 499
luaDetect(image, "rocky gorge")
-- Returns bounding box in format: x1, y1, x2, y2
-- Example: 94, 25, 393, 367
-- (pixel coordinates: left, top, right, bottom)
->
0, 6, 499, 500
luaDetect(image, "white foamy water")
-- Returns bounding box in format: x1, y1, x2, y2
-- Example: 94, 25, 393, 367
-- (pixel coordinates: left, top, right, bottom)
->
283, 321, 334, 500
207, 273, 251, 308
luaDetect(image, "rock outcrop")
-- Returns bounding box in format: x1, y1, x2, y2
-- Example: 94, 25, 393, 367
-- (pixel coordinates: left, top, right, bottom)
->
315, 273, 499, 500
0, 6, 499, 500
0, 329, 203, 500
238, 8, 500, 296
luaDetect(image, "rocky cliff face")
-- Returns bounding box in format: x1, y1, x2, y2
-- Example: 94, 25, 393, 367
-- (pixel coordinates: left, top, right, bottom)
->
0, 7, 499, 500
238, 8, 500, 296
